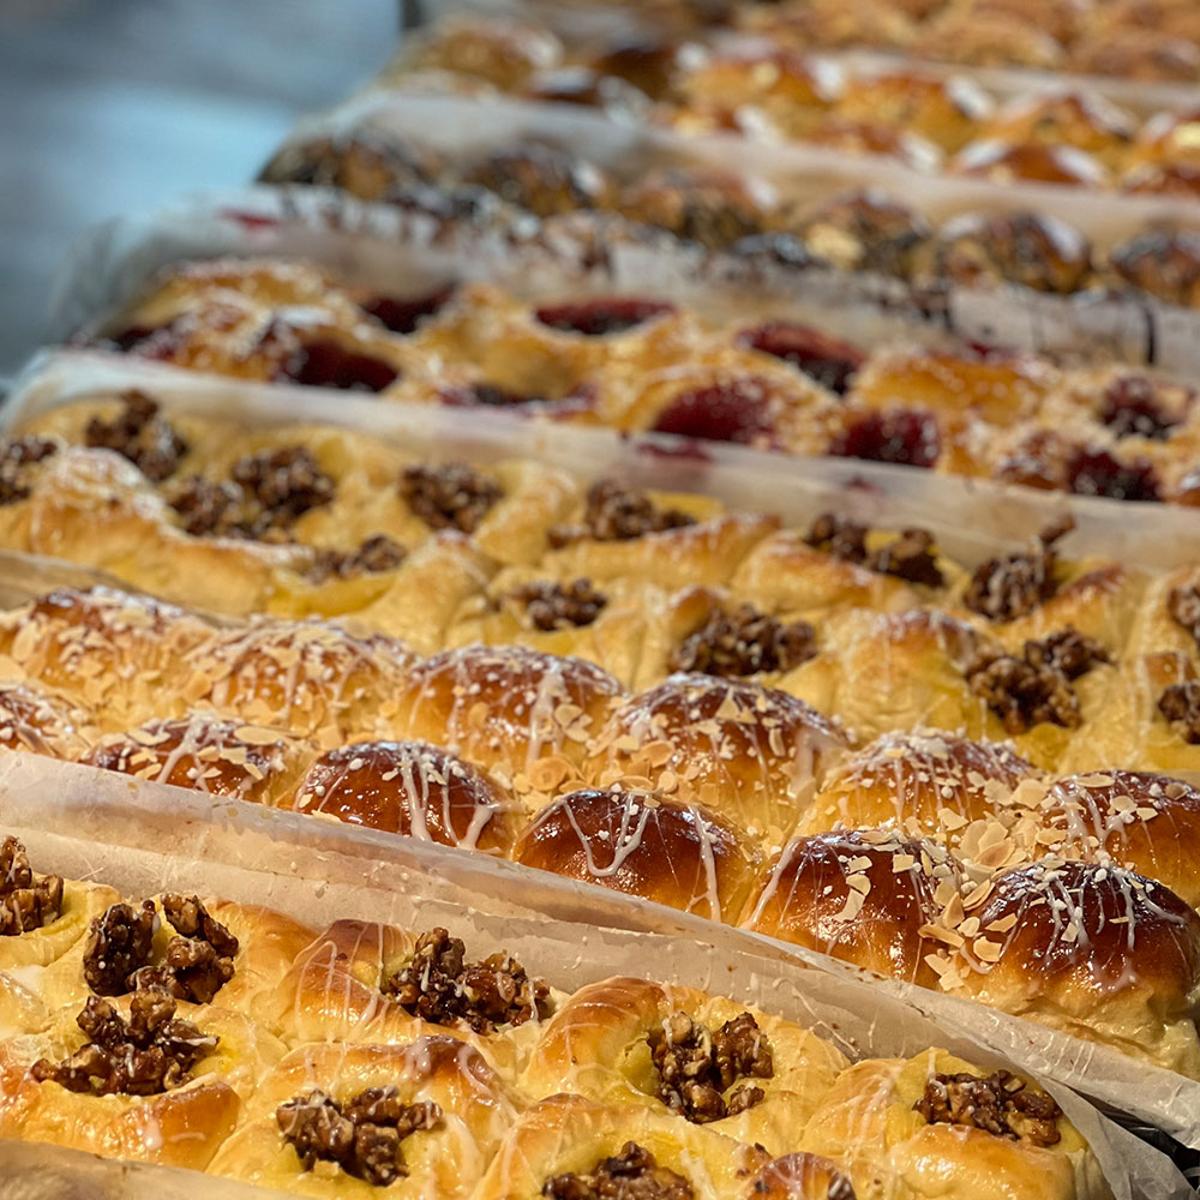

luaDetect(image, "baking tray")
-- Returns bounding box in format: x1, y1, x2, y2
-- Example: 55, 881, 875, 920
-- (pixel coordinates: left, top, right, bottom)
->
0, 747, 1190, 1198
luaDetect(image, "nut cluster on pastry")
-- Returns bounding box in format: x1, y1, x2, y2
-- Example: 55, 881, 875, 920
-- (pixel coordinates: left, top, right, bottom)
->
0, 834, 1111, 1198
262, 115, 1200, 312
79, 258, 1200, 502
7, 389, 1200, 1077
365, 14, 1200, 196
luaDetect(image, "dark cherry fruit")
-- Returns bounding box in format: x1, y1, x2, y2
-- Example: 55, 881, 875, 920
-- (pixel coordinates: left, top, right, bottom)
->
359, 288, 454, 335
1098, 376, 1185, 441
651, 379, 777, 447
279, 340, 399, 393
1066, 448, 1161, 502
737, 321, 865, 395
535, 297, 675, 337
830, 409, 941, 469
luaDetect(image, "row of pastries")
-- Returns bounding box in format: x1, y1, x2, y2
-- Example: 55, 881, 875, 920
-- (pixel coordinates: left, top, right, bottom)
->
5, 388, 1200, 1078
76, 258, 1200, 503
261, 121, 1200, 311
372, 15, 1200, 196
0, 833, 1113, 1198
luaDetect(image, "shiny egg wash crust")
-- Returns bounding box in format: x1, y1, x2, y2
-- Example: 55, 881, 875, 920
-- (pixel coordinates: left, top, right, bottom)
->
0, 834, 1110, 1199
82, 258, 1200, 504
5, 481, 1200, 1080
366, 13, 1200, 198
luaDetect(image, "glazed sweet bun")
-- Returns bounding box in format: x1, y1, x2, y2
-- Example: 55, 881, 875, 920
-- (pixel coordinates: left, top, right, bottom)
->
800, 1049, 1102, 1200
521, 976, 847, 1155
585, 674, 848, 846
0, 989, 283, 1171
81, 712, 311, 805
1039, 770, 1200, 908
286, 739, 520, 854
0, 682, 91, 760
474, 1092, 771, 1200
262, 921, 555, 1080
511, 787, 759, 922
978, 92, 1136, 170
746, 1153, 857, 1200
951, 139, 1110, 188
391, 644, 624, 793
0, 587, 214, 727
208, 1037, 519, 1199
798, 730, 1036, 848
744, 830, 956, 986
944, 859, 1200, 1077
190, 618, 412, 740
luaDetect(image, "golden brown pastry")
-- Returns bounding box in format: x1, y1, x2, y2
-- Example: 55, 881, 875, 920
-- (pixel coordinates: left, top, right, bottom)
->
951, 140, 1110, 189
978, 92, 1136, 170
943, 859, 1200, 1077
209, 1037, 519, 1198
262, 922, 554, 1080
475, 1092, 772, 1200
744, 830, 957, 986
586, 674, 848, 845
0, 682, 91, 760
0, 988, 283, 1170
801, 1049, 1105, 1200
835, 71, 990, 153
393, 16, 562, 91
511, 787, 760, 922
521, 976, 847, 1154
286, 739, 521, 853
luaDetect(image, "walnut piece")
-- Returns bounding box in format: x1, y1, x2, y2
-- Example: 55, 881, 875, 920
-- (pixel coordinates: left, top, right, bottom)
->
805, 513, 944, 587
963, 517, 1073, 622
646, 1011, 773, 1124
916, 1070, 1062, 1148
513, 578, 608, 630
0, 836, 63, 935
400, 463, 503, 534
1159, 681, 1200, 743
0, 436, 57, 507
548, 480, 695, 547
964, 628, 1109, 733
381, 927, 550, 1034
82, 893, 239, 1003
670, 604, 817, 678
277, 1087, 443, 1187
308, 534, 407, 581
543, 1143, 695, 1200
31, 990, 218, 1096
84, 391, 187, 482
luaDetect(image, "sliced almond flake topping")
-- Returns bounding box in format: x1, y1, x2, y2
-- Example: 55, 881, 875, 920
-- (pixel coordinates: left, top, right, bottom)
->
973, 937, 1003, 962
892, 854, 916, 872
919, 922, 965, 949
234, 725, 283, 746
846, 855, 873, 873
938, 807, 968, 831
845, 874, 870, 895
987, 914, 1018, 933
833, 889, 865, 922
941, 892, 966, 928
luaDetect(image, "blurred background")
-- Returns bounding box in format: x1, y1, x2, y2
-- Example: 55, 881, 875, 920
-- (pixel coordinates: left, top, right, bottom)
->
0, 0, 396, 373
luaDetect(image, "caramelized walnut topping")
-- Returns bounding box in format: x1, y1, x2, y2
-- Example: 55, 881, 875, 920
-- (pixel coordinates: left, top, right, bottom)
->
0, 436, 57, 506
277, 1087, 443, 1187
308, 535, 407, 581
0, 836, 63, 935
965, 629, 1108, 734
963, 517, 1073, 622
400, 462, 502, 534
83, 391, 187, 482
1159, 681, 1200, 743
381, 927, 550, 1034
83, 894, 239, 1003
547, 480, 696, 547
513, 578, 608, 630
83, 899, 158, 995
805, 514, 943, 587
544, 1143, 694, 1200
232, 446, 336, 532
31, 990, 217, 1096
169, 475, 240, 536
647, 1011, 774, 1124
916, 1070, 1062, 1148
1168, 584, 1200, 650
671, 604, 817, 678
